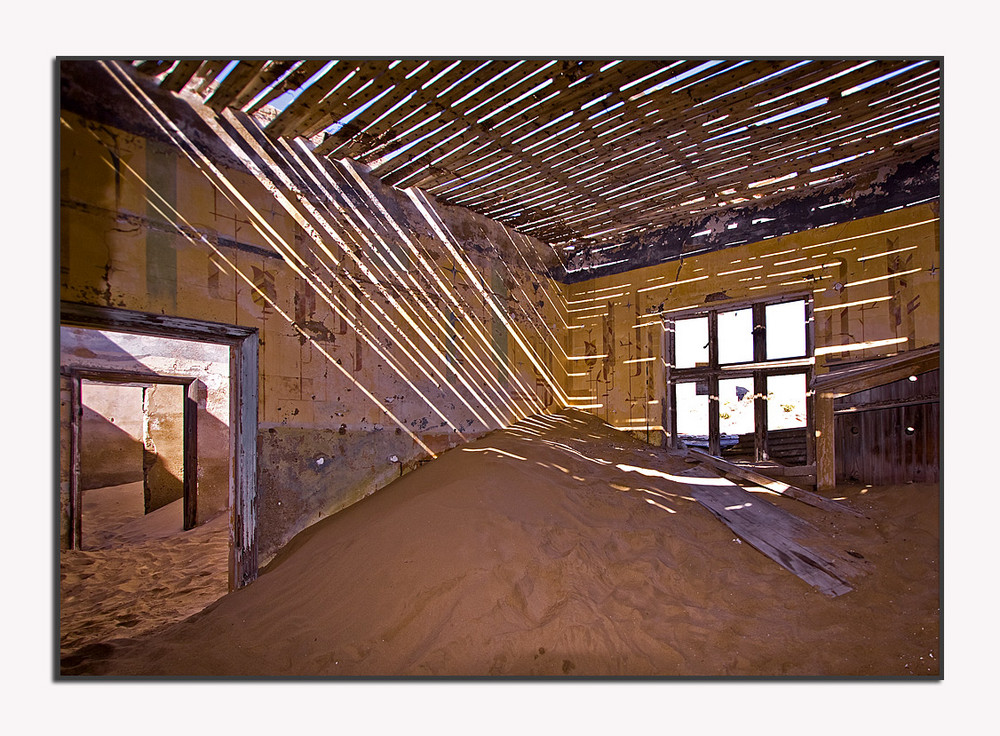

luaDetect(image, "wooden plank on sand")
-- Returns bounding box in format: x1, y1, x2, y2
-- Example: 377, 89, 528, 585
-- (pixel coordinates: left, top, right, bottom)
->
687, 448, 863, 517
680, 467, 859, 597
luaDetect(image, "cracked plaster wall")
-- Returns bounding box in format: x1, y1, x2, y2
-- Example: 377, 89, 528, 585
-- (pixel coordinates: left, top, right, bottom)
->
562, 203, 941, 444
60, 62, 568, 563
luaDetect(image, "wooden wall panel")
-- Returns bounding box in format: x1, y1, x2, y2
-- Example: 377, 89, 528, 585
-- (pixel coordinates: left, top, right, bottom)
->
834, 370, 939, 484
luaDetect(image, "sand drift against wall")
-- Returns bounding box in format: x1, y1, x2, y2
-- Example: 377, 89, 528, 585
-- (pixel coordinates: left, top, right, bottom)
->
62, 410, 939, 677
60, 485, 230, 665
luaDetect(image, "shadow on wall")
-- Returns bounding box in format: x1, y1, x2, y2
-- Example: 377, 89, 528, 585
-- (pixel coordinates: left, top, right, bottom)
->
80, 399, 144, 490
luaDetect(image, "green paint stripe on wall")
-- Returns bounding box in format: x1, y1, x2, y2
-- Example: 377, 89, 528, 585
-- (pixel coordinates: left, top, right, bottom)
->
491, 270, 509, 386
145, 139, 178, 310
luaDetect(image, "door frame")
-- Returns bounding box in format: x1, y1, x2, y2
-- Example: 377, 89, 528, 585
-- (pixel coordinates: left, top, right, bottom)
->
60, 301, 260, 590
68, 371, 198, 547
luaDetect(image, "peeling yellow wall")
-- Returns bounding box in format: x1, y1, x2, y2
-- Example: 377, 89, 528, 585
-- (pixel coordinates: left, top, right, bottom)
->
562, 204, 941, 439
59, 63, 570, 561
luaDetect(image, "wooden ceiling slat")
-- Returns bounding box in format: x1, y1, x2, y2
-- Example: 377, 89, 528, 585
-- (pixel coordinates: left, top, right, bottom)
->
660, 132, 930, 212
380, 128, 478, 188
356, 106, 455, 170
265, 61, 367, 138
479, 61, 751, 196
135, 60, 174, 76
364, 119, 493, 177
246, 60, 326, 114
465, 60, 619, 129
637, 61, 865, 153
447, 159, 541, 202
305, 59, 431, 149
418, 149, 521, 196
206, 60, 269, 112
557, 62, 939, 209
491, 197, 594, 239
377, 118, 505, 185
601, 60, 799, 131
735, 123, 938, 192
422, 139, 498, 181
871, 86, 940, 118
679, 59, 805, 107
353, 60, 554, 167
767, 103, 939, 163
742, 90, 939, 162
409, 149, 525, 192
713, 60, 934, 141
150, 58, 939, 252
192, 60, 231, 95
696, 144, 923, 213
160, 60, 203, 92
326, 60, 527, 162
375, 60, 545, 164
453, 183, 561, 223
268, 59, 392, 137
317, 61, 469, 158
809, 138, 938, 182
458, 167, 554, 208
230, 60, 297, 110
468, 60, 652, 144
296, 59, 401, 139
867, 69, 940, 109
373, 61, 644, 211
443, 59, 556, 117
352, 61, 596, 181
654, 60, 936, 164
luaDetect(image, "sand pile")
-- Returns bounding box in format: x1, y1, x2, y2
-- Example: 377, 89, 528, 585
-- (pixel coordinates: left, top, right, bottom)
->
60, 487, 230, 663
61, 409, 939, 677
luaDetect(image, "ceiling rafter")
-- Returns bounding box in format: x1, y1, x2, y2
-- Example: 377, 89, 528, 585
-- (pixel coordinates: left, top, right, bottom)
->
133, 57, 941, 272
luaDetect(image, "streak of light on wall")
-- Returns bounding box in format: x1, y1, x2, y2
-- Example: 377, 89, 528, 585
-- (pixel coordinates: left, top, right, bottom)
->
95, 61, 565, 443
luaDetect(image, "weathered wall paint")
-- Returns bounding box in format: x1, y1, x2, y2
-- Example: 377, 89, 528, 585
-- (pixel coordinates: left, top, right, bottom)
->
60, 61, 569, 564
145, 138, 179, 312
142, 383, 186, 513
563, 204, 941, 443
79, 382, 144, 489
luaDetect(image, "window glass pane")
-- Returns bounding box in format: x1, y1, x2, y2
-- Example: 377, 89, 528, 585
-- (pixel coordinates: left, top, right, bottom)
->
674, 317, 708, 369
718, 308, 753, 364
767, 373, 807, 430
766, 300, 806, 359
719, 377, 755, 436
675, 381, 708, 440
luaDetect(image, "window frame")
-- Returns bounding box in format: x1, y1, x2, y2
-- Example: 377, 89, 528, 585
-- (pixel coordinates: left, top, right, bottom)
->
663, 292, 815, 462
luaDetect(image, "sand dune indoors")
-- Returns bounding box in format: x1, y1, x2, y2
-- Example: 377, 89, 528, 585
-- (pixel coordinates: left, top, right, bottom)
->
60, 409, 939, 677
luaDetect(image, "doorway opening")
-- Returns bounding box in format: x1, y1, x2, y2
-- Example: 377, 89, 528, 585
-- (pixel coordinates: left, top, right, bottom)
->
59, 303, 259, 669
60, 301, 259, 588
76, 375, 195, 550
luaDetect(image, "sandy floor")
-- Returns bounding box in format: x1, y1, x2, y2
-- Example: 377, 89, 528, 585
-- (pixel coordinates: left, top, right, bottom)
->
59, 410, 940, 677
79, 481, 174, 549
60, 484, 230, 667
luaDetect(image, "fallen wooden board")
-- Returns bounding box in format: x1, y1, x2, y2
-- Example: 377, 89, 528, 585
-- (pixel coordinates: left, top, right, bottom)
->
726, 469, 817, 487
686, 448, 863, 517
753, 462, 816, 478
679, 467, 864, 597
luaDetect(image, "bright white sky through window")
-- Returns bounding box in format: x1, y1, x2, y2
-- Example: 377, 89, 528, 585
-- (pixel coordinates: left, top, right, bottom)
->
674, 299, 806, 366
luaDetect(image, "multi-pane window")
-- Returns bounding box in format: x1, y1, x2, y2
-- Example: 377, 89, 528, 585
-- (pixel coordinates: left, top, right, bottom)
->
665, 295, 813, 464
